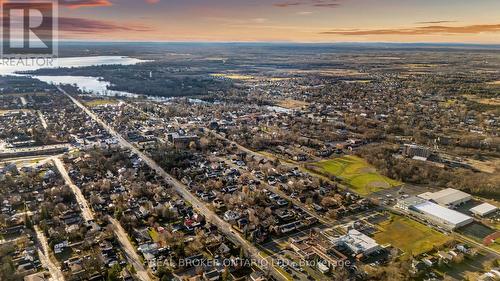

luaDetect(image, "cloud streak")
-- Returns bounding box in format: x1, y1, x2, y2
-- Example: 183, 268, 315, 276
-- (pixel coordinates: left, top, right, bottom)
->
58, 17, 153, 33
0, 0, 158, 9
320, 24, 500, 36
415, 20, 457, 24
274, 0, 341, 8
60, 0, 112, 8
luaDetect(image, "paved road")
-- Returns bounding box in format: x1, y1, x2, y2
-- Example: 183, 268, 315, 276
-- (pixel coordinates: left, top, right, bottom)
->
183, 115, 500, 265
20, 96, 27, 106
0, 144, 71, 157
35, 226, 65, 281
52, 157, 95, 222
57, 86, 289, 281
109, 218, 153, 281
37, 110, 49, 129
0, 154, 61, 165
51, 144, 152, 279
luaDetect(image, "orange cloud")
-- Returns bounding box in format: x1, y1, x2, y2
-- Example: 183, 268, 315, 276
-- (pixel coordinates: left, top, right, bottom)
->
0, 0, 158, 8
60, 0, 112, 9
321, 24, 500, 35
0, 0, 112, 8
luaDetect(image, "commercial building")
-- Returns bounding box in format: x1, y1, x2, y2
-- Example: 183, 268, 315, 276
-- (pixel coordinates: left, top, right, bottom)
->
336, 229, 381, 256
418, 188, 472, 208
397, 197, 473, 230
470, 203, 498, 217
402, 144, 432, 159
289, 233, 348, 270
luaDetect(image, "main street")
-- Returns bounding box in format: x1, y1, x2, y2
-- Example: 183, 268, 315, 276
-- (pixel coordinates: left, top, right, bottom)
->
57, 86, 289, 281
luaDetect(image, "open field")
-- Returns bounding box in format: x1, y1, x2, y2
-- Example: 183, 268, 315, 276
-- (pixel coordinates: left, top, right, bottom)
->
277, 99, 309, 109
374, 215, 452, 255
289, 69, 364, 76
403, 63, 441, 69
84, 99, 119, 107
308, 155, 401, 195
465, 158, 500, 174
211, 73, 254, 80
463, 94, 500, 106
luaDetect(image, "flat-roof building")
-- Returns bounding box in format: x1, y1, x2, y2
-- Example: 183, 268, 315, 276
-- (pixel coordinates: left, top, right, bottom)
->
470, 203, 498, 217
336, 229, 381, 256
418, 188, 472, 208
398, 197, 473, 230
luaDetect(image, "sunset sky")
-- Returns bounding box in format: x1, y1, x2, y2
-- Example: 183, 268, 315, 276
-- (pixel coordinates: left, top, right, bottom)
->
4, 0, 500, 43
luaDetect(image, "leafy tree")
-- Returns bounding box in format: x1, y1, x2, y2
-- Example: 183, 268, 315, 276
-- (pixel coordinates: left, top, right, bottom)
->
106, 264, 122, 281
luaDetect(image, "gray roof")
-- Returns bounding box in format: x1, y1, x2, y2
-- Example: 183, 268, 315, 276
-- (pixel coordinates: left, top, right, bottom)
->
419, 188, 471, 206
470, 203, 498, 216
414, 201, 473, 226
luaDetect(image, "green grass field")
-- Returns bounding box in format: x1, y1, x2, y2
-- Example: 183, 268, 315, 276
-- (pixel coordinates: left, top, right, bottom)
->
374, 215, 452, 255
309, 155, 401, 195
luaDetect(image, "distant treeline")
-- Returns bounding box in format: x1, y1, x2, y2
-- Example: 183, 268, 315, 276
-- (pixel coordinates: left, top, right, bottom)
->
28, 62, 233, 98
0, 76, 55, 94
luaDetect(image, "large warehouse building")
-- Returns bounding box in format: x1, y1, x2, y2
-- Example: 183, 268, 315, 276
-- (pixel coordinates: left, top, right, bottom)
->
470, 203, 498, 217
418, 188, 472, 208
397, 197, 474, 230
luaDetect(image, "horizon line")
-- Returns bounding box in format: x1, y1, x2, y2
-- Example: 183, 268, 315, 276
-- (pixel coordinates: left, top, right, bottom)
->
56, 40, 500, 46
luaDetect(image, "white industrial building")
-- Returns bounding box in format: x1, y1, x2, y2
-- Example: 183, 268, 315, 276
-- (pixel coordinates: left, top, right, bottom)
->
397, 197, 473, 230
418, 188, 472, 208
470, 203, 498, 217
337, 229, 381, 256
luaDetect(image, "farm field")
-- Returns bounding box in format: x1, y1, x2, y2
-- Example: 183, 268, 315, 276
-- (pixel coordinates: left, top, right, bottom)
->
374, 215, 452, 255
308, 155, 401, 195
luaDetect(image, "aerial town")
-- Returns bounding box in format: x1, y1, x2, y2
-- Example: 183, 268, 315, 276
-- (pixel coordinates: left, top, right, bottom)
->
0, 43, 499, 281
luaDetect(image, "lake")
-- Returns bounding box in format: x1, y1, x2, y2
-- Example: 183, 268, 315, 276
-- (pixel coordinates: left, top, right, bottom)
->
0, 56, 147, 97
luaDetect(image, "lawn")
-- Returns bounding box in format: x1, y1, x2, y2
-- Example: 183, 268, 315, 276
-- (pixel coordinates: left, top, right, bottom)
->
374, 215, 452, 255
309, 155, 401, 195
